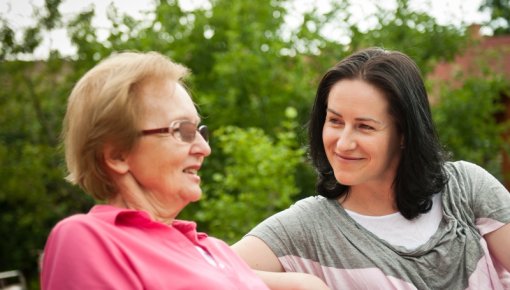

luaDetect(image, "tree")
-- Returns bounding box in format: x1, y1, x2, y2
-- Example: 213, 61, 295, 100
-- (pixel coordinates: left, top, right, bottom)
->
1, 2, 95, 289
432, 75, 510, 177
348, 0, 467, 74
186, 114, 305, 243
479, 0, 510, 35
0, 0, 472, 288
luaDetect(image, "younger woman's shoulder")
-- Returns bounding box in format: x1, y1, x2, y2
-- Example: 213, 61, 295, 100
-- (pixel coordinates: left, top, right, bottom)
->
445, 160, 481, 170
273, 195, 339, 222
442, 160, 509, 207
443, 160, 491, 180
290, 195, 333, 211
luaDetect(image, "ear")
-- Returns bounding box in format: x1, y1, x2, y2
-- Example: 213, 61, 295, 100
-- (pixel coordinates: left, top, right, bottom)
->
103, 142, 130, 175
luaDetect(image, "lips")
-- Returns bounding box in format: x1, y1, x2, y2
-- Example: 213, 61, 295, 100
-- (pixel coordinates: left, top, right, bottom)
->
183, 165, 201, 175
336, 153, 363, 161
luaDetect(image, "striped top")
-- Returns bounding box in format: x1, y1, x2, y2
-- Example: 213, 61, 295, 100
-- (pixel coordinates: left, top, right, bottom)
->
248, 161, 510, 289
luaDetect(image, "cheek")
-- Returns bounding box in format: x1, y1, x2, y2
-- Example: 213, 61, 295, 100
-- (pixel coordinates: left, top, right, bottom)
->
322, 130, 338, 164
322, 127, 335, 146
128, 143, 180, 176
153, 152, 180, 175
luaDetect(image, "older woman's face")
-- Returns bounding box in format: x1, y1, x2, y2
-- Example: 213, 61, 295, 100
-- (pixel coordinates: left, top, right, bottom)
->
124, 78, 211, 211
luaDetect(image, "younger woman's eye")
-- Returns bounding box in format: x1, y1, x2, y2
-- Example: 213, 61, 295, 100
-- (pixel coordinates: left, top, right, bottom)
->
327, 117, 343, 125
359, 124, 375, 130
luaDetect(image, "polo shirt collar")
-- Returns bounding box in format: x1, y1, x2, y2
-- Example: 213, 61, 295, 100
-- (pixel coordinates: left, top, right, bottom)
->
89, 205, 208, 242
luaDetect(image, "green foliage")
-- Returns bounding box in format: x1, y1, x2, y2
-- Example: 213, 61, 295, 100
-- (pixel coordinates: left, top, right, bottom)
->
432, 75, 510, 177
0, 58, 94, 288
349, 0, 467, 74
182, 112, 305, 243
2, 0, 503, 288
480, 0, 510, 35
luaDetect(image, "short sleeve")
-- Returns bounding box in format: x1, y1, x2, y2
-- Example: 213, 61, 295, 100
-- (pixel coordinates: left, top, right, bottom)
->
247, 205, 305, 258
447, 161, 510, 235
246, 197, 328, 271
463, 162, 510, 222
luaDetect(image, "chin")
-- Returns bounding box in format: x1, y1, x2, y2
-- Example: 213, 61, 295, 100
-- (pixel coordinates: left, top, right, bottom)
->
188, 190, 203, 202
334, 175, 357, 186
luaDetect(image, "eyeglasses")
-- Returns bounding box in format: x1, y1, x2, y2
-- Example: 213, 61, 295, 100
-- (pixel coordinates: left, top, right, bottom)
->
141, 120, 209, 143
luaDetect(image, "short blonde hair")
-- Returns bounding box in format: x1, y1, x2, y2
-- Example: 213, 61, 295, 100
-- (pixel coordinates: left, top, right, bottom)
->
63, 51, 189, 200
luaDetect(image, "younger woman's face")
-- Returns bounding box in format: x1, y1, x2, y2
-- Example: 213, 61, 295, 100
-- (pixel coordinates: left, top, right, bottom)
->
322, 79, 402, 189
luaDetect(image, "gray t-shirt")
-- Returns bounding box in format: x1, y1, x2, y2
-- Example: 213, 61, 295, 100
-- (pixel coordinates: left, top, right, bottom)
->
248, 161, 510, 290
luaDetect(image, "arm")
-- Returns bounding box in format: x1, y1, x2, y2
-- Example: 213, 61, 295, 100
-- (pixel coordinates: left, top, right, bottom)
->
231, 236, 283, 271
232, 236, 330, 290
254, 271, 330, 290
484, 223, 510, 271
461, 162, 510, 271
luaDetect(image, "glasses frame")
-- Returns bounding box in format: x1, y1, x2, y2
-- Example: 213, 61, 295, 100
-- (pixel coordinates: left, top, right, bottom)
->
141, 120, 209, 143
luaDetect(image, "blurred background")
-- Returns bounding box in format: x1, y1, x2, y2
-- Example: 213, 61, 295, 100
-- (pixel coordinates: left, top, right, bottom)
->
1, 0, 509, 288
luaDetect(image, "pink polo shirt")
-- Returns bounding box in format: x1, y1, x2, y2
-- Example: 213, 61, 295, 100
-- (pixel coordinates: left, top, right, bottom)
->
41, 205, 269, 290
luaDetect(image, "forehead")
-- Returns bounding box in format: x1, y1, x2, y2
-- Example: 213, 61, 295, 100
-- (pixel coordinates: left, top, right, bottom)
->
327, 79, 390, 117
137, 78, 199, 124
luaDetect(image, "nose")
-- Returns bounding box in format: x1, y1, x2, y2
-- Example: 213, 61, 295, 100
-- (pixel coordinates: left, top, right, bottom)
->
336, 128, 356, 151
191, 133, 211, 157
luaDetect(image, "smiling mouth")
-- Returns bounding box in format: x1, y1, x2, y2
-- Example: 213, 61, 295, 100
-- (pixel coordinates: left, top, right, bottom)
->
336, 154, 362, 161
183, 168, 198, 175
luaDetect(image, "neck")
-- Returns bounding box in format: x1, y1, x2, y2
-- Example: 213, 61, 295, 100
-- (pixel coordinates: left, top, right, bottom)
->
108, 171, 184, 224
339, 185, 397, 216
108, 194, 177, 224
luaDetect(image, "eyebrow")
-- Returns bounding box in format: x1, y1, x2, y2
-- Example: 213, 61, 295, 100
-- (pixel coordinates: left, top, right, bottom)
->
326, 108, 383, 124
171, 116, 202, 124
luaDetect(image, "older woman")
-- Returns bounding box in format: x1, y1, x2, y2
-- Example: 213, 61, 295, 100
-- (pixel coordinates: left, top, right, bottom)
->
40, 51, 269, 289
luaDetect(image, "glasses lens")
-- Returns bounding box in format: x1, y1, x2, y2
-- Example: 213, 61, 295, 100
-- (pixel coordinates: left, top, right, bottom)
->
198, 125, 209, 143
177, 122, 197, 143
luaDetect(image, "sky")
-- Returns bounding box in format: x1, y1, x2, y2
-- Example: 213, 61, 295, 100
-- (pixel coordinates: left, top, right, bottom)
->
0, 0, 490, 59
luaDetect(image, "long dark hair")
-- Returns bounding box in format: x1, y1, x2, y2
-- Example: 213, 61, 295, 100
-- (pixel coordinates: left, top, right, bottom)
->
308, 47, 448, 219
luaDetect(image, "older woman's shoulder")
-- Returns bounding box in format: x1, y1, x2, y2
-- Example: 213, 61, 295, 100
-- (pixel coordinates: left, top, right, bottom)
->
48, 205, 121, 239
48, 213, 97, 239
